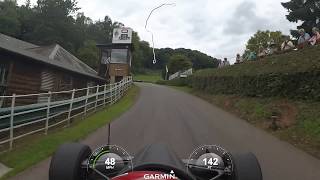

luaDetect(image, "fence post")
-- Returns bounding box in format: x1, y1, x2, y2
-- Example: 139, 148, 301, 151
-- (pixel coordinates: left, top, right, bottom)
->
103, 84, 107, 106
126, 77, 129, 91
122, 79, 125, 95
94, 85, 99, 111
111, 84, 114, 104
45, 91, 52, 135
9, 94, 16, 150
114, 83, 117, 102
126, 77, 129, 90
67, 89, 75, 126
120, 81, 122, 98
116, 83, 119, 101
84, 87, 90, 117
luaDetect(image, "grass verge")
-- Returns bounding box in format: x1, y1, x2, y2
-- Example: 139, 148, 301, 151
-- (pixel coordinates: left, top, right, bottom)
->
171, 86, 320, 159
133, 71, 162, 83
0, 85, 139, 179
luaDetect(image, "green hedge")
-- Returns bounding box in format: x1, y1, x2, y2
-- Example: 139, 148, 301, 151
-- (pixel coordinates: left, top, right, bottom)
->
192, 71, 320, 100
157, 78, 191, 87
191, 46, 320, 101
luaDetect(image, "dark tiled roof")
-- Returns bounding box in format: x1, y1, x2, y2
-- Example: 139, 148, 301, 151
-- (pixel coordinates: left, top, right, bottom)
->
0, 34, 39, 49
0, 33, 104, 81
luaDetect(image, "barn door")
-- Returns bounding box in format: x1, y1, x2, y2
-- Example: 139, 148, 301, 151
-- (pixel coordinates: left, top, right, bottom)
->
38, 70, 55, 103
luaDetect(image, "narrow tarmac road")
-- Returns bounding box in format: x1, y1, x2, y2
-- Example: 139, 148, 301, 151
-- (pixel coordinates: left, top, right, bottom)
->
11, 83, 320, 180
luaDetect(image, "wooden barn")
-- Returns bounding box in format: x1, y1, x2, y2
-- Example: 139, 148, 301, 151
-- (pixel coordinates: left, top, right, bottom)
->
0, 33, 105, 107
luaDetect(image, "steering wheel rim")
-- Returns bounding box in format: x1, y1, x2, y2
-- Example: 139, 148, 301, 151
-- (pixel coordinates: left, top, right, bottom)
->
133, 163, 195, 180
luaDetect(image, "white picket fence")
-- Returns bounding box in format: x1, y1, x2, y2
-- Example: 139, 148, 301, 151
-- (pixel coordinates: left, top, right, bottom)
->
0, 76, 133, 150
169, 68, 193, 80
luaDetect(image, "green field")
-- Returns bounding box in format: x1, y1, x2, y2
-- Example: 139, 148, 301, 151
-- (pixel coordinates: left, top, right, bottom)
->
0, 85, 139, 179
133, 71, 162, 83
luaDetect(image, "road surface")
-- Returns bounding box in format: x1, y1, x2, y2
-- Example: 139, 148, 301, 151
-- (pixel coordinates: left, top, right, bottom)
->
10, 83, 320, 180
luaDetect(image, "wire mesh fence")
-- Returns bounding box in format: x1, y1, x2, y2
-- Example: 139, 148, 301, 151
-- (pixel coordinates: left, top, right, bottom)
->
0, 76, 132, 150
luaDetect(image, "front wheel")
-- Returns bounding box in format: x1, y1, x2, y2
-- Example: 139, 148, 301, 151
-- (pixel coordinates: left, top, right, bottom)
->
233, 153, 263, 180
49, 143, 91, 180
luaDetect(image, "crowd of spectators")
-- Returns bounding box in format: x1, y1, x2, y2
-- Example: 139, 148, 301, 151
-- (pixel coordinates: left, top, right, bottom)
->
218, 27, 320, 68
218, 27, 320, 67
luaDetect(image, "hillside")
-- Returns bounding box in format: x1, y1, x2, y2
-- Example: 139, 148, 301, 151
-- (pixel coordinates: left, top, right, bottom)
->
191, 46, 320, 101
195, 45, 320, 77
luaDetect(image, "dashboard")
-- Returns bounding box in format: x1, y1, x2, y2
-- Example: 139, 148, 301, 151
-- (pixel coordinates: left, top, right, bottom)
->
87, 144, 234, 180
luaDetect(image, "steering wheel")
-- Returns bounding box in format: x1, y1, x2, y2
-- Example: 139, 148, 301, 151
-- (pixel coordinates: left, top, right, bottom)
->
133, 163, 195, 180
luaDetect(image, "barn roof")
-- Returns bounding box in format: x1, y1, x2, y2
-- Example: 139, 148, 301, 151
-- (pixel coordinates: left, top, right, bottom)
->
0, 33, 104, 81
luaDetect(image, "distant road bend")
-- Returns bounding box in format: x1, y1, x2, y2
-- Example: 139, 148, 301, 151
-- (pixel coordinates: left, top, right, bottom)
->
11, 83, 320, 180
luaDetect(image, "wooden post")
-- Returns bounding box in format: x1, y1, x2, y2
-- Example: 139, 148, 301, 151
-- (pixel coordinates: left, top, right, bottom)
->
94, 85, 99, 111
107, 123, 111, 145
9, 94, 16, 150
111, 84, 114, 104
68, 89, 75, 126
84, 87, 90, 117
103, 84, 107, 106
45, 91, 52, 135
121, 80, 124, 96
116, 83, 119, 101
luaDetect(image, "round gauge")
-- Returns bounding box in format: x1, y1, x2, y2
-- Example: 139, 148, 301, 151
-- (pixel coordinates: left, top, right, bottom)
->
187, 145, 234, 179
88, 145, 132, 178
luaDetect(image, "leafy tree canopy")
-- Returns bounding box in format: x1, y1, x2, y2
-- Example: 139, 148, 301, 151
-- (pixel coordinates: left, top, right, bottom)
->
282, 0, 320, 37
167, 54, 193, 74
245, 30, 286, 53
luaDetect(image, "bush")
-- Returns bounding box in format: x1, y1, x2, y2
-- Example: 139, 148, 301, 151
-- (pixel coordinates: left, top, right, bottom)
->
191, 46, 320, 101
156, 77, 191, 87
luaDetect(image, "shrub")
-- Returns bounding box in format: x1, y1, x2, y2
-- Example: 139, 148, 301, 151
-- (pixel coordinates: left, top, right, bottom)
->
191, 46, 320, 101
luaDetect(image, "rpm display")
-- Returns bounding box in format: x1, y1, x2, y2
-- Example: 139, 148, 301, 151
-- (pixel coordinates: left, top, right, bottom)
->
88, 145, 133, 178
187, 145, 234, 179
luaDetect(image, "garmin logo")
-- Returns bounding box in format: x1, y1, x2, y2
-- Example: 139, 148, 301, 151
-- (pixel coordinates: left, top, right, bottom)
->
144, 170, 178, 179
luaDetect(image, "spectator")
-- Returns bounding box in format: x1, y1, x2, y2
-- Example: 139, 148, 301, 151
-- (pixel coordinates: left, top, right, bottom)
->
246, 51, 257, 61
266, 40, 278, 55
297, 28, 311, 49
281, 36, 295, 51
235, 54, 243, 64
223, 58, 230, 66
218, 59, 223, 68
309, 27, 320, 46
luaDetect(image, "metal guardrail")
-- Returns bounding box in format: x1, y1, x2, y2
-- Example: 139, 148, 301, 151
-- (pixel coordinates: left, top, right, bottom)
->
0, 76, 133, 150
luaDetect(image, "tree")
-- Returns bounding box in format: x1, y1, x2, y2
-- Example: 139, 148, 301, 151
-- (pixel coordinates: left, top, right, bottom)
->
25, 0, 80, 52
245, 30, 286, 53
0, 0, 21, 36
77, 40, 99, 70
282, 0, 320, 37
167, 54, 192, 74
0, 0, 217, 74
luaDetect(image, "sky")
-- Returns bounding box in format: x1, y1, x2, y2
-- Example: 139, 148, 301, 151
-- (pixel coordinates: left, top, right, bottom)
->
17, 0, 298, 62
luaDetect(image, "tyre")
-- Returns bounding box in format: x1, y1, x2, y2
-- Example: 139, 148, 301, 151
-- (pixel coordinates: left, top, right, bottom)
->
49, 143, 91, 180
233, 152, 263, 180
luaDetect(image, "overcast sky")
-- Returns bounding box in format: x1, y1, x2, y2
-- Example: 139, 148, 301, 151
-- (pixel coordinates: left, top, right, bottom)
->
18, 0, 297, 62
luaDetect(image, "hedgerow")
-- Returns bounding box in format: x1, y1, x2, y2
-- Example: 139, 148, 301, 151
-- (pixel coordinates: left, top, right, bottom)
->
191, 46, 320, 101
